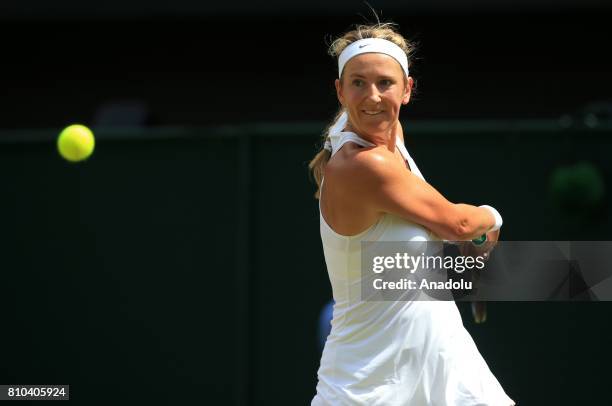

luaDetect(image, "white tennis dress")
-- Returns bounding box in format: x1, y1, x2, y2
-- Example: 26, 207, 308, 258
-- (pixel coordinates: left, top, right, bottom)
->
312, 125, 515, 405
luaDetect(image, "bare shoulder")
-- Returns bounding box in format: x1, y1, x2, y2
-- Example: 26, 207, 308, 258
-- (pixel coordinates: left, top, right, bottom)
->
352, 147, 399, 175
328, 145, 404, 192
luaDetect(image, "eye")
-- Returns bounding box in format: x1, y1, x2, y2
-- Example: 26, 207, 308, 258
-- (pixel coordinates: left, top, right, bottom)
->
379, 79, 393, 87
352, 79, 364, 87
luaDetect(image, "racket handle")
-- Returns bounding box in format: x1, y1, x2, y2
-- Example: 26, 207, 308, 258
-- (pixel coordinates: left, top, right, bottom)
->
472, 234, 487, 245
472, 301, 487, 323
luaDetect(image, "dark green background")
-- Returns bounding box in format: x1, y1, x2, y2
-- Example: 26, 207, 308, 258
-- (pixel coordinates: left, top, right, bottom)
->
0, 120, 610, 404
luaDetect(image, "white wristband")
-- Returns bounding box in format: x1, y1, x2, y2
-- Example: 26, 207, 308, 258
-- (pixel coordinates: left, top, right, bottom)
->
479, 205, 503, 231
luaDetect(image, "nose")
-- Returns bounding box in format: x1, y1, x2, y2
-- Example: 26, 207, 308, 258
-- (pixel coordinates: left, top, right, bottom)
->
365, 83, 382, 103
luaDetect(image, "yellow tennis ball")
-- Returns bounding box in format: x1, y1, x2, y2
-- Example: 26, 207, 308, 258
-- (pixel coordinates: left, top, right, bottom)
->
57, 124, 95, 162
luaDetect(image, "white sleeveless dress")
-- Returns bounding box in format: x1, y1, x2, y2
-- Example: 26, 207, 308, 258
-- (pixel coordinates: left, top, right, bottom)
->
312, 131, 515, 406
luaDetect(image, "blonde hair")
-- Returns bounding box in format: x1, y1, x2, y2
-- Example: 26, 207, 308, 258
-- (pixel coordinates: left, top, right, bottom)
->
308, 22, 417, 199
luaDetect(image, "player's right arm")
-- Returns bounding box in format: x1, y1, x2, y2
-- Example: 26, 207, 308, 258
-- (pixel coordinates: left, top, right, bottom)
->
345, 148, 497, 241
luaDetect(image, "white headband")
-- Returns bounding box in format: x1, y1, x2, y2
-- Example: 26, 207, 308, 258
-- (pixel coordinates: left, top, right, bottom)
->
338, 38, 409, 78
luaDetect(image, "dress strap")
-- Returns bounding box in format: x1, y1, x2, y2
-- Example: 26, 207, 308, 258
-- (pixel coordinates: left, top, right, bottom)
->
395, 136, 426, 181
329, 131, 375, 157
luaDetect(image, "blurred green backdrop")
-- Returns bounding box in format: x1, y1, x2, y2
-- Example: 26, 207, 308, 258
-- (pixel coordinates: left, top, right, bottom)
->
0, 120, 610, 404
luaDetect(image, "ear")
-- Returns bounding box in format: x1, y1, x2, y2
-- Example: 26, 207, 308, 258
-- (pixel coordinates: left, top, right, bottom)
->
335, 78, 345, 107
402, 76, 414, 105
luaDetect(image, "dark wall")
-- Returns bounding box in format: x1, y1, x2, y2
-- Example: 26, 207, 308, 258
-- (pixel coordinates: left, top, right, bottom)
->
1, 121, 610, 404
2, 10, 612, 130
0, 134, 244, 403
1, 0, 610, 18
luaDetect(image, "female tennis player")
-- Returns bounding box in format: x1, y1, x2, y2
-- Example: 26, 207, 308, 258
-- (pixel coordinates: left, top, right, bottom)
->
309, 22, 514, 405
